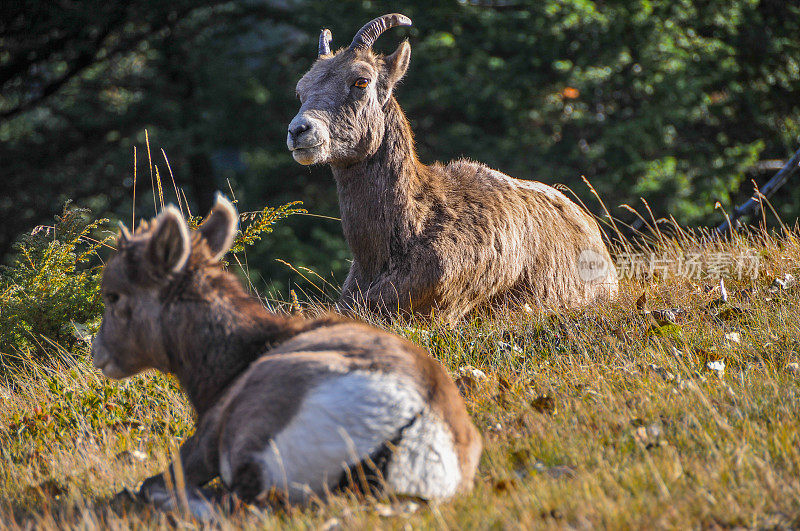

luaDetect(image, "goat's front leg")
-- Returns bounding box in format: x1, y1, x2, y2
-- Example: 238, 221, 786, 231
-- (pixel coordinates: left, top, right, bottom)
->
339, 254, 440, 318
339, 261, 388, 317
138, 432, 219, 520
338, 261, 367, 312
360, 269, 439, 318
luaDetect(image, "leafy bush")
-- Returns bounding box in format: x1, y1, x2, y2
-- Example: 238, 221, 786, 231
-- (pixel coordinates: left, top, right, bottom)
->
228, 200, 305, 254
0, 204, 107, 363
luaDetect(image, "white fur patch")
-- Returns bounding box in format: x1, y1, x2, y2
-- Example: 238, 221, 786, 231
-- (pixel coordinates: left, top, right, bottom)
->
249, 371, 460, 502
385, 406, 461, 499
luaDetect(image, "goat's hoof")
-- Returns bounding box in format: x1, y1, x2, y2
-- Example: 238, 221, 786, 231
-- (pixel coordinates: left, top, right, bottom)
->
186, 496, 217, 522
111, 487, 137, 503
137, 482, 218, 522
109, 487, 139, 512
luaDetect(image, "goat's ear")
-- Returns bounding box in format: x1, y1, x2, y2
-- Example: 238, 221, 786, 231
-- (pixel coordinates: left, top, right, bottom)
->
382, 40, 411, 101
198, 193, 239, 260
147, 205, 191, 274
117, 221, 132, 246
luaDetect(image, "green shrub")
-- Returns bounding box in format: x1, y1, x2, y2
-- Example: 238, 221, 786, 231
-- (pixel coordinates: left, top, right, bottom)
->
228, 200, 305, 254
0, 204, 107, 363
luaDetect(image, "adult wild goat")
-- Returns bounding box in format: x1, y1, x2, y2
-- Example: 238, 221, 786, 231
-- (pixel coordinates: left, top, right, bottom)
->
91, 196, 481, 518
287, 14, 618, 321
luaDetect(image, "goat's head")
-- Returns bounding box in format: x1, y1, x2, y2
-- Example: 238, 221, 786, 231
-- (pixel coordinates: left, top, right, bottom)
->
287, 13, 412, 166
91, 195, 239, 379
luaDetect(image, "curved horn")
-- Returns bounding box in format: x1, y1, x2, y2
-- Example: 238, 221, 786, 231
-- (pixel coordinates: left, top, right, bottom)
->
318, 28, 332, 56
349, 13, 412, 50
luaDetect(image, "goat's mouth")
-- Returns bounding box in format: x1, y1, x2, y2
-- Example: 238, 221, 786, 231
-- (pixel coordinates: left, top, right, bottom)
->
290, 144, 325, 165
95, 359, 128, 379
92, 346, 128, 379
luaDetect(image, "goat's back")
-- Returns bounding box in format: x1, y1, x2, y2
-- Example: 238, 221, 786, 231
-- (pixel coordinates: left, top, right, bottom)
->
422, 160, 618, 314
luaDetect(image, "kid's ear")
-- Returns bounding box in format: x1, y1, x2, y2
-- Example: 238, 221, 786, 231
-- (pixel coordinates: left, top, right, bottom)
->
117, 221, 132, 246
382, 40, 411, 103
198, 193, 239, 260
147, 205, 191, 274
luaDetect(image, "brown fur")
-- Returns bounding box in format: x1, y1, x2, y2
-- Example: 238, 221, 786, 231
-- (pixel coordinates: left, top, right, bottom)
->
91, 200, 480, 512
288, 18, 618, 322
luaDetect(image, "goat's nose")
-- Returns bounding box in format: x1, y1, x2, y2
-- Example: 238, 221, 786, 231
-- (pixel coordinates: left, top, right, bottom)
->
288, 117, 312, 141
91, 338, 107, 367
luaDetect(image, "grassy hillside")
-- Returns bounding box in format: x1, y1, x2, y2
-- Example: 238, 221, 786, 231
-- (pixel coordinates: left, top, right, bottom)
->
1, 217, 800, 528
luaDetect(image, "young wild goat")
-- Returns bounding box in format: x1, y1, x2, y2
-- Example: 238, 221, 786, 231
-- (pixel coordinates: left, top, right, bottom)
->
287, 14, 618, 322
91, 196, 481, 518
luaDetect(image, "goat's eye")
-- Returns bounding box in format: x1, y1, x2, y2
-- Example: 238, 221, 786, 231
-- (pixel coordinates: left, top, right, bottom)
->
353, 78, 370, 89
295, 91, 300, 100
105, 292, 120, 305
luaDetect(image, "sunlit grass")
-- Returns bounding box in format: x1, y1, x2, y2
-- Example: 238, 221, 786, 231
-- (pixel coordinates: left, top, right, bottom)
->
1, 222, 800, 528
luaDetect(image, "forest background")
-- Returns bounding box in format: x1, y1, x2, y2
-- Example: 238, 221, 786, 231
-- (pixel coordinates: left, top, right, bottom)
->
3, 0, 799, 295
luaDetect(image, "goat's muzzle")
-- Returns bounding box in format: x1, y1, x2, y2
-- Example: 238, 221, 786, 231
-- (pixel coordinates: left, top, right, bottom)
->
91, 335, 127, 379
287, 113, 328, 165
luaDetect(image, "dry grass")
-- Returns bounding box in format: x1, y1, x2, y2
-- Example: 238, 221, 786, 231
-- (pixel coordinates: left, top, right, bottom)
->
2, 227, 800, 529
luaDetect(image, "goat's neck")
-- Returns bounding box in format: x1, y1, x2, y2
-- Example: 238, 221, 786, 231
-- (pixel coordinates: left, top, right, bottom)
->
330, 98, 425, 276
167, 297, 291, 416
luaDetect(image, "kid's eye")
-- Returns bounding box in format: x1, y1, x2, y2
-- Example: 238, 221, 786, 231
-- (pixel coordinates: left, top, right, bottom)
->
353, 78, 370, 89
105, 292, 120, 304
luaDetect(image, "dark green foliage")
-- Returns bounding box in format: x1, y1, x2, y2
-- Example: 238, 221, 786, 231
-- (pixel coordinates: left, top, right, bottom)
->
2, 0, 799, 294
0, 205, 108, 361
